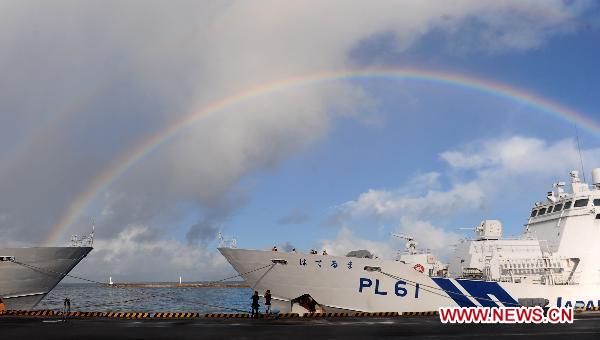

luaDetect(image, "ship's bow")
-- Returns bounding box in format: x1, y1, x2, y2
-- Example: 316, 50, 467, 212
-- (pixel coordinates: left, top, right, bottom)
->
0, 246, 92, 310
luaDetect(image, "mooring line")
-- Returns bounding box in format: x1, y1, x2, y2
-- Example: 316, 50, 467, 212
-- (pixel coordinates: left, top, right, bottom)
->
9, 258, 276, 312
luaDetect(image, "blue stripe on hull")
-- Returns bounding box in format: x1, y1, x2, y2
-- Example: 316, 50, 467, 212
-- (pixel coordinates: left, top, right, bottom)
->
431, 278, 476, 307
432, 278, 519, 307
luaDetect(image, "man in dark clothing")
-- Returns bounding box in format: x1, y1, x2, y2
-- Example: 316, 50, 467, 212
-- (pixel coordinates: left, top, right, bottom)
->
251, 291, 260, 318
264, 290, 272, 316
63, 297, 71, 313
62, 297, 71, 321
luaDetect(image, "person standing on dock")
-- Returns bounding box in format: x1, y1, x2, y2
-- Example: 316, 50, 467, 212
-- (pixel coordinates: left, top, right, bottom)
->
264, 290, 272, 316
63, 297, 71, 313
251, 291, 260, 318
62, 297, 71, 321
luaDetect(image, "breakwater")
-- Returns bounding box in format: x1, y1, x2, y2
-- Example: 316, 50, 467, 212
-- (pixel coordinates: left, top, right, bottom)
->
103, 282, 249, 289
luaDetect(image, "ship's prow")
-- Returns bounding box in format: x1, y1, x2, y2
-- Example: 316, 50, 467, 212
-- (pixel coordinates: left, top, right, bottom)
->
0, 246, 93, 310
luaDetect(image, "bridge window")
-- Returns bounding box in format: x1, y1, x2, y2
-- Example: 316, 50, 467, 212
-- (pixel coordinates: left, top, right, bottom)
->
530, 210, 538, 217
548, 206, 555, 213
554, 203, 563, 212
538, 208, 547, 215
574, 199, 589, 208
564, 201, 572, 209
594, 199, 600, 206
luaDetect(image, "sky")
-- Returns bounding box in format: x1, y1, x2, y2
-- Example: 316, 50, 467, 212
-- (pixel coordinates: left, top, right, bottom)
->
0, 0, 599, 282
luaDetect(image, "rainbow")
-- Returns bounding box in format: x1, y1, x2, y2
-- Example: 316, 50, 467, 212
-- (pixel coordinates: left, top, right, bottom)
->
42, 68, 600, 245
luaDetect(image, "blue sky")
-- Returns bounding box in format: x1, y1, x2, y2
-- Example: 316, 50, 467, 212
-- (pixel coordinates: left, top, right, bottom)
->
1, 1, 599, 281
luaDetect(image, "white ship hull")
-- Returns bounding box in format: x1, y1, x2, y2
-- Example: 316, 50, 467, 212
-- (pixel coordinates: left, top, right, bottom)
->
0, 247, 92, 310
219, 248, 600, 312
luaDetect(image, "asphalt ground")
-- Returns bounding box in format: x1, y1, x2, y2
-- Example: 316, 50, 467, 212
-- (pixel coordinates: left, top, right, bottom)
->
2, 314, 600, 339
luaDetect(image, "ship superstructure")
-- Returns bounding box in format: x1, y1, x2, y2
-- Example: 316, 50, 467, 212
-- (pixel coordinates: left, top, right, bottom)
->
393, 234, 446, 277
449, 169, 599, 286
220, 169, 600, 313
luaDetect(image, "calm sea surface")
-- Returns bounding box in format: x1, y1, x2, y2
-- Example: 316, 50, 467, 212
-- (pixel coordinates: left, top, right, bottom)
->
37, 283, 253, 313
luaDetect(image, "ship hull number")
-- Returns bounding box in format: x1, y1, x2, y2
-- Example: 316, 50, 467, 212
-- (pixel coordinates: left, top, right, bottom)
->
358, 278, 420, 298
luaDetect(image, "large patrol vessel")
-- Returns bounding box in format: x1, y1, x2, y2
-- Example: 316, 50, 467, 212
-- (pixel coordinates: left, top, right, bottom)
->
220, 169, 600, 313
0, 233, 93, 310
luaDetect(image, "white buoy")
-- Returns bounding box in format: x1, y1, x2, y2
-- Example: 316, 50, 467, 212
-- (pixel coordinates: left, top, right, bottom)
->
109, 276, 113, 285
179, 276, 182, 285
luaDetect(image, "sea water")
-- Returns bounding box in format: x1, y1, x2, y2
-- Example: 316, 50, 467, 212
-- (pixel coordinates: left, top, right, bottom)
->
37, 283, 254, 313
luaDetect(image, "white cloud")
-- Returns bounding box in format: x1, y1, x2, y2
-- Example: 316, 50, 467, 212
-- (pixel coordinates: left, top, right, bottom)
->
442, 136, 600, 188
320, 227, 395, 259
393, 217, 461, 258
337, 175, 484, 220
441, 136, 580, 173
72, 225, 230, 282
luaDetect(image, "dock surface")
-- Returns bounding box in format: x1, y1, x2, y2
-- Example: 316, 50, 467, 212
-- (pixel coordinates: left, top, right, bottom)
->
2, 314, 600, 339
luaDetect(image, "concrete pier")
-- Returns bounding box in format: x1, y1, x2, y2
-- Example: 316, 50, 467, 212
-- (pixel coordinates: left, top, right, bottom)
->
2, 314, 600, 339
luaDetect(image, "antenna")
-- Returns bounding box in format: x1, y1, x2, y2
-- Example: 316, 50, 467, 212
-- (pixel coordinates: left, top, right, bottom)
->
575, 126, 587, 183
90, 218, 95, 247
217, 231, 224, 247
391, 234, 417, 254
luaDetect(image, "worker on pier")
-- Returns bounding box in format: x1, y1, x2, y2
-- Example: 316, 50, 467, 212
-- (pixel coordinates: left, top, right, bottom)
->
62, 297, 71, 321
264, 290, 272, 316
251, 291, 260, 318
63, 297, 71, 313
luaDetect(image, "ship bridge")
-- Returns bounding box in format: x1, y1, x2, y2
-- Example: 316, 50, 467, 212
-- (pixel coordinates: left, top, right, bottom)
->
523, 169, 600, 284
